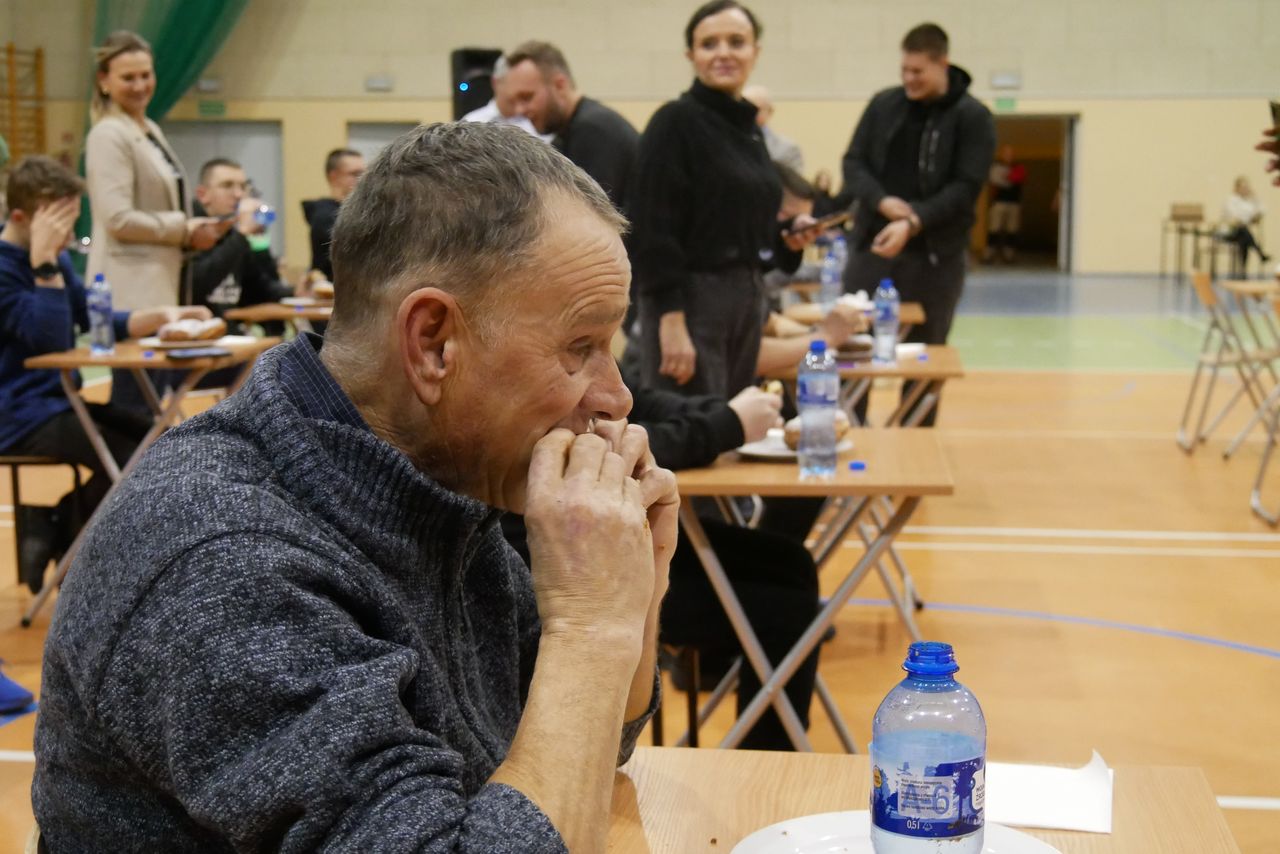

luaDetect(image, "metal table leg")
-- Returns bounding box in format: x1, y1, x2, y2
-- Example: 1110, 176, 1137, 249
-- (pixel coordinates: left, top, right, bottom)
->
721, 496, 922, 749
680, 504, 814, 750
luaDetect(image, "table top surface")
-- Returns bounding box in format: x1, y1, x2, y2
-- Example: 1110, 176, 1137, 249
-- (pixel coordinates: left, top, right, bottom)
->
783, 300, 926, 327
767, 344, 964, 381
24, 337, 279, 371
607, 747, 1241, 854
1221, 278, 1280, 297
225, 302, 333, 322
675, 428, 953, 497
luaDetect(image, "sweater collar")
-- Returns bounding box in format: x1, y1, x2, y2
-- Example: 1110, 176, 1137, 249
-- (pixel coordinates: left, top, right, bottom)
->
686, 78, 760, 132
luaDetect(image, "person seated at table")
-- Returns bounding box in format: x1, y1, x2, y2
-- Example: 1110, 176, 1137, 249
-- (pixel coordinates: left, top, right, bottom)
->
34, 123, 673, 852
301, 147, 364, 282
503, 373, 822, 751
0, 156, 210, 593
190, 157, 293, 331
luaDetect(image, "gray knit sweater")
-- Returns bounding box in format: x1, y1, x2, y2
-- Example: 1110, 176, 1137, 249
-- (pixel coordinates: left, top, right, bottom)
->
33, 337, 649, 851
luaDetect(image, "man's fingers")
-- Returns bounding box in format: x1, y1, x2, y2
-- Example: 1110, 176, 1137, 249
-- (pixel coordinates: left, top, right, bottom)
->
565, 431, 609, 480
618, 423, 651, 477
592, 418, 626, 452
600, 449, 629, 489
527, 428, 576, 499
638, 464, 679, 509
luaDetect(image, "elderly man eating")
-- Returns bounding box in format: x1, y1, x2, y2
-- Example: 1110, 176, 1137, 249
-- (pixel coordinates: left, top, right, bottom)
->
33, 123, 677, 853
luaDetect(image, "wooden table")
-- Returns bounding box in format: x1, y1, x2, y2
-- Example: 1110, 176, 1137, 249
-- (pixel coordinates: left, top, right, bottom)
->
608, 747, 1241, 853
675, 430, 953, 751
769, 345, 966, 428
783, 299, 925, 331
20, 337, 279, 624
225, 301, 332, 333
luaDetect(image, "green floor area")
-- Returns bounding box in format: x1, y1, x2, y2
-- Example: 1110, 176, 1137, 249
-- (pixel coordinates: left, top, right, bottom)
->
949, 315, 1208, 372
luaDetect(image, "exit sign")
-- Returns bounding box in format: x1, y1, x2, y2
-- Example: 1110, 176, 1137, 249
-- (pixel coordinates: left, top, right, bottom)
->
198, 99, 226, 117
994, 97, 1017, 113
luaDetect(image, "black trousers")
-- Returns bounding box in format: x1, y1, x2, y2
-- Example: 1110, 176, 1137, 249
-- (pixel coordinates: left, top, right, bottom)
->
1226, 225, 1266, 267
660, 516, 820, 751
7, 405, 150, 549
639, 267, 766, 399
843, 248, 967, 427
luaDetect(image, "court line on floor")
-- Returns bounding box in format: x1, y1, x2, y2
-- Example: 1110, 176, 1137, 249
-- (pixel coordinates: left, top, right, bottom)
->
1218, 796, 1280, 811
902, 525, 1280, 544
871, 541, 1280, 559
0, 749, 34, 762
847, 598, 1280, 660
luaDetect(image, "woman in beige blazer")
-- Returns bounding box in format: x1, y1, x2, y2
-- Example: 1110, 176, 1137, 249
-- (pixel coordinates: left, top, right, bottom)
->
85, 31, 226, 312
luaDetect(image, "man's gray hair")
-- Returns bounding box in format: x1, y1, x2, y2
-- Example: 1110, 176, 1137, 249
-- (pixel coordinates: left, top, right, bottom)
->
328, 122, 626, 339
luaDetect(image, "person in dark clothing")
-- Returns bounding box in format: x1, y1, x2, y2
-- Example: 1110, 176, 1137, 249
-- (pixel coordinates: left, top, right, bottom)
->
629, 0, 820, 400
190, 158, 293, 329
301, 148, 364, 280
840, 23, 994, 426
503, 371, 822, 751
0, 156, 210, 592
505, 41, 639, 214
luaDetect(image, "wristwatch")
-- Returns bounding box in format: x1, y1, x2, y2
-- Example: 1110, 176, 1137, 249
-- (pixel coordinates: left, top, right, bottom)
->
31, 261, 61, 281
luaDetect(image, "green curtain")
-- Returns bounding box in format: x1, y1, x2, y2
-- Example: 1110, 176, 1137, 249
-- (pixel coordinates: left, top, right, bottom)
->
76, 0, 249, 248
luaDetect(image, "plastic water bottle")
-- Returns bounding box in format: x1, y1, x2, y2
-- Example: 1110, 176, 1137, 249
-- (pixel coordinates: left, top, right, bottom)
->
253, 203, 276, 228
87, 273, 115, 356
796, 340, 839, 480
873, 277, 900, 364
824, 235, 844, 312
870, 642, 986, 854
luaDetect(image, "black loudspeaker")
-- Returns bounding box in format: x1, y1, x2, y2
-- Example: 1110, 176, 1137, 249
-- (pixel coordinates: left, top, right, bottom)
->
450, 48, 503, 120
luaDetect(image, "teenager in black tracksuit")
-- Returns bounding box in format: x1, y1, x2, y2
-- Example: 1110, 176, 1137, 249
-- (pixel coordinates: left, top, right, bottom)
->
841, 24, 995, 425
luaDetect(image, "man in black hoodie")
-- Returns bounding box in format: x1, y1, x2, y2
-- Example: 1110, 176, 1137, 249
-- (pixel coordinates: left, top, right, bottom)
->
840, 23, 994, 424
301, 148, 365, 280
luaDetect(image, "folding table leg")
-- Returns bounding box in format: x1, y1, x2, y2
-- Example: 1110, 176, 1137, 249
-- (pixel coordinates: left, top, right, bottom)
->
815, 674, 859, 753
674, 659, 741, 748
680, 505, 813, 750
721, 496, 922, 750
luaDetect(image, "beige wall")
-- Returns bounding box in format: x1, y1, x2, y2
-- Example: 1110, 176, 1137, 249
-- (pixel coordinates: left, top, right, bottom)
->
9, 0, 1280, 273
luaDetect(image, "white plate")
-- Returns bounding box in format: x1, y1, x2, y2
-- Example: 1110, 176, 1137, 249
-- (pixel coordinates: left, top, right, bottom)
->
137, 334, 258, 350
732, 811, 1061, 854
280, 296, 333, 306
737, 433, 854, 461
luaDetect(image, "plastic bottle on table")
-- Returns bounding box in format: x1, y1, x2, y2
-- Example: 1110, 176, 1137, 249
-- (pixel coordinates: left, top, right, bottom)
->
870, 641, 986, 853
87, 273, 115, 356
873, 277, 900, 364
819, 235, 846, 313
796, 339, 839, 480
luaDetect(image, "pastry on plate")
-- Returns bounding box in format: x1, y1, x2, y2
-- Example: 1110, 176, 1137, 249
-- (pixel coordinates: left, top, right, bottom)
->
783, 409, 851, 450
156, 317, 227, 342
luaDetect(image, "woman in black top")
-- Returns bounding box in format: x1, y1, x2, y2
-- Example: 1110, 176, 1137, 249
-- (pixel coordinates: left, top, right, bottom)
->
629, 0, 819, 398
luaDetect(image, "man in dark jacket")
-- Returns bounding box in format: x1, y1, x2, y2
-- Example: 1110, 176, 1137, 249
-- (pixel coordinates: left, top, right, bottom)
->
190, 158, 292, 326
840, 23, 994, 423
301, 148, 364, 280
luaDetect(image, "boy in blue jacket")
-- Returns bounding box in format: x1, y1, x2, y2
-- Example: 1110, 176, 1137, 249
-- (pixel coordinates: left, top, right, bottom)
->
0, 156, 208, 591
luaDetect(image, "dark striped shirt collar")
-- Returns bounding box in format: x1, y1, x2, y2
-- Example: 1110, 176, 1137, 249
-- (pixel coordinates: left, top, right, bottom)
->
277, 333, 368, 431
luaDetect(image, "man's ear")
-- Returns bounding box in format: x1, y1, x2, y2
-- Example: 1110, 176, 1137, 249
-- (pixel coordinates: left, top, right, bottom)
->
397, 287, 459, 407
7, 208, 28, 226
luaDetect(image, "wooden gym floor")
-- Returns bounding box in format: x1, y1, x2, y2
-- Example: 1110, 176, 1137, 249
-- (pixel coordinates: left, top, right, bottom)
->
1, 366, 1277, 852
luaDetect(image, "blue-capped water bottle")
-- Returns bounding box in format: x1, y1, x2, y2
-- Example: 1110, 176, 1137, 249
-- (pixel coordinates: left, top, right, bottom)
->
870, 642, 986, 854
87, 273, 115, 356
873, 277, 900, 364
796, 340, 839, 480
818, 235, 846, 313
253, 203, 276, 229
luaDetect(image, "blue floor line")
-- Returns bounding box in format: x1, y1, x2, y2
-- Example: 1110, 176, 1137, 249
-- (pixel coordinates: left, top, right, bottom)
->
848, 598, 1280, 661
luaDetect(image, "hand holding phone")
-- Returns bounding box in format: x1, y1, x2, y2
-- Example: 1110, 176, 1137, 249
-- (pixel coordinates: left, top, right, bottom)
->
782, 210, 851, 239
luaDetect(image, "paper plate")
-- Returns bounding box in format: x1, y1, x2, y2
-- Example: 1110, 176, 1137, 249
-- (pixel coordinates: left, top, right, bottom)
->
137, 334, 258, 350
732, 811, 1061, 854
737, 433, 854, 461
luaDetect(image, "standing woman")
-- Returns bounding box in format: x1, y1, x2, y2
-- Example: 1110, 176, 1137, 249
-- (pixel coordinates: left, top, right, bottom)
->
630, 1, 817, 398
85, 31, 225, 312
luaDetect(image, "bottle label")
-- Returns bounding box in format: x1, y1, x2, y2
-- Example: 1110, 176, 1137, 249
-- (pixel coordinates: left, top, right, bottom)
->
870, 752, 984, 839
796, 374, 838, 406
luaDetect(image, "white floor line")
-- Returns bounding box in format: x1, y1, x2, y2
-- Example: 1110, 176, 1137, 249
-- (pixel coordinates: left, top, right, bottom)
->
82, 375, 110, 388
903, 525, 1280, 544
1217, 795, 1280, 811
0, 750, 34, 763
852, 541, 1280, 559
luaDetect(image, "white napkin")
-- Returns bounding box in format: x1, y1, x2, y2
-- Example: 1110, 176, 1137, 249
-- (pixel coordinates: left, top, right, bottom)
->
985, 751, 1114, 833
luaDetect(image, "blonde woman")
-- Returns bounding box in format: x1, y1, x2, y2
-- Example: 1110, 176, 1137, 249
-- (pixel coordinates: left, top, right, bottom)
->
85, 30, 226, 312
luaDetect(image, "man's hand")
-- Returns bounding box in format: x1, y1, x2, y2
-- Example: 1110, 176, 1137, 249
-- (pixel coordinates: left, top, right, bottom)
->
728, 387, 783, 443
871, 219, 912, 259
659, 311, 697, 385
1258, 128, 1279, 186
185, 216, 233, 251
782, 213, 822, 252
878, 196, 914, 221
819, 301, 866, 344
235, 197, 264, 236
524, 426, 664, 647
29, 197, 80, 268
125, 305, 213, 339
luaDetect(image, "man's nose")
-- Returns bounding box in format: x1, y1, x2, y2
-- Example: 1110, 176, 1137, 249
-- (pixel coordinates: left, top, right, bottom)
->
588, 359, 633, 422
